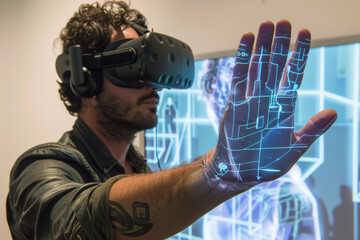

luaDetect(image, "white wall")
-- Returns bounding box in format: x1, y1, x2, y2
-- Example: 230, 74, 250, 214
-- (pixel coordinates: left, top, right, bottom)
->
1, 0, 359, 238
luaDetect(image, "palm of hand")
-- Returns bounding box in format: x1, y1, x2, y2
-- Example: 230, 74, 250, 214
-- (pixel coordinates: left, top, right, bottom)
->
217, 90, 302, 182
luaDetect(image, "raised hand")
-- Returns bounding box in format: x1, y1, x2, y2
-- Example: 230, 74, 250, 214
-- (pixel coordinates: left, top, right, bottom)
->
204, 20, 337, 189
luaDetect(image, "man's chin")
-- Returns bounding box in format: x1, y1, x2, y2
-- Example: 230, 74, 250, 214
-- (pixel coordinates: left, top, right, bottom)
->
134, 114, 157, 131
144, 116, 158, 130
126, 108, 158, 131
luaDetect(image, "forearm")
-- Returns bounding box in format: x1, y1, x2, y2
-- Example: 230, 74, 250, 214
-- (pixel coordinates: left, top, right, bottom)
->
109, 158, 236, 240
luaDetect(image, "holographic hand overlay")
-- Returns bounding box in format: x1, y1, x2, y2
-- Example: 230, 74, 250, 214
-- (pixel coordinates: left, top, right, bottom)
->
204, 21, 337, 188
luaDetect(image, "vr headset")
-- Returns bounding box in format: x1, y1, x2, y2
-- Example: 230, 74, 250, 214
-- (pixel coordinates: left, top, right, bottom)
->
56, 31, 195, 97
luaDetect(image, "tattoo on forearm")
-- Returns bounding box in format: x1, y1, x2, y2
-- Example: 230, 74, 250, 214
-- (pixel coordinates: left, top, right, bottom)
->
109, 201, 153, 237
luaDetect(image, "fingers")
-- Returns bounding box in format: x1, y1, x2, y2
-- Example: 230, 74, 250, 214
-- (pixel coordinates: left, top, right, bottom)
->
279, 28, 311, 93
230, 32, 254, 102
266, 20, 291, 92
294, 109, 338, 145
274, 26, 310, 125
247, 21, 274, 98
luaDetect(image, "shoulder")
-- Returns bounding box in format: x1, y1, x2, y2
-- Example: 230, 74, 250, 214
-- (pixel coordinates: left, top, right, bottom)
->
10, 132, 99, 182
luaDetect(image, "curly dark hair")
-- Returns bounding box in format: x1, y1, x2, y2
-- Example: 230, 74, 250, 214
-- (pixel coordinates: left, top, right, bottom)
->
57, 1, 147, 116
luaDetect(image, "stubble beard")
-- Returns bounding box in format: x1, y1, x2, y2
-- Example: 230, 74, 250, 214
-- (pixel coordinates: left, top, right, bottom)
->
95, 93, 158, 143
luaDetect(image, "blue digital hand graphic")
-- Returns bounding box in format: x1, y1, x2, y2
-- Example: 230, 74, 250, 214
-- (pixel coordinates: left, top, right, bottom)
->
204, 20, 337, 188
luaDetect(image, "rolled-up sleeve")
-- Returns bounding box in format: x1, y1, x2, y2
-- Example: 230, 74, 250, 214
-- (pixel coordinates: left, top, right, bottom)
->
7, 159, 126, 240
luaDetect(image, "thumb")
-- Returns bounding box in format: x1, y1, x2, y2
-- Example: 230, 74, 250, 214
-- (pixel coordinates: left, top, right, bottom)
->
295, 109, 337, 145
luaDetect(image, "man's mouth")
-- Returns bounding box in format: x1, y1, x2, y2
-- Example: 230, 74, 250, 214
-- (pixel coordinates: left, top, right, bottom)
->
139, 92, 160, 107
142, 98, 159, 106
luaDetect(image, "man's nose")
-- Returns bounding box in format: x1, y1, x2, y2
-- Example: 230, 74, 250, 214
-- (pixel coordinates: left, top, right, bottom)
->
146, 85, 162, 92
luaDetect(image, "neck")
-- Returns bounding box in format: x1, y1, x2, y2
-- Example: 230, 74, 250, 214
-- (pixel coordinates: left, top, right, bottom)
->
79, 114, 135, 167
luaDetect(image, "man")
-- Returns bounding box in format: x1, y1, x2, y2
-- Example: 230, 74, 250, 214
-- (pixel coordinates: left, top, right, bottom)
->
6, 1, 337, 239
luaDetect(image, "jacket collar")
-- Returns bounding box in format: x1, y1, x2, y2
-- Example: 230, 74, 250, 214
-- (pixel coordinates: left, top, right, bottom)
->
72, 118, 122, 175
70, 118, 149, 177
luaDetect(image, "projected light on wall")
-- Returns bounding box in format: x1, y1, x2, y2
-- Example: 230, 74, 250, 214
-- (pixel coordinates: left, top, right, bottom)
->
145, 43, 360, 240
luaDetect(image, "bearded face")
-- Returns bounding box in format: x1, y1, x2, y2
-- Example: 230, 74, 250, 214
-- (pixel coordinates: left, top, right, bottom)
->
95, 80, 160, 142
